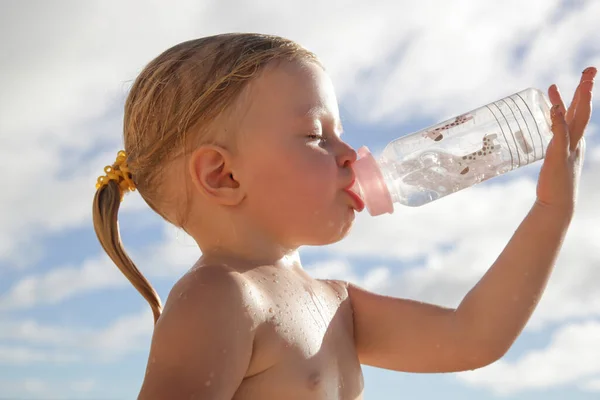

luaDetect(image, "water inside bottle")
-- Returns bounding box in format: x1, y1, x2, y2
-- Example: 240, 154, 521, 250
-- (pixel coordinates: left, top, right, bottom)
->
379, 88, 552, 207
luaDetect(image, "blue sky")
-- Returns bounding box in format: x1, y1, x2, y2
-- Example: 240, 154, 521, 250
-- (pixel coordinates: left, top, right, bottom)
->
1, 0, 600, 398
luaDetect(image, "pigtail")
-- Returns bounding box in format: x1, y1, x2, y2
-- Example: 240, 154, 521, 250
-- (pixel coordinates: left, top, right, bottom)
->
94, 33, 319, 325
92, 155, 163, 325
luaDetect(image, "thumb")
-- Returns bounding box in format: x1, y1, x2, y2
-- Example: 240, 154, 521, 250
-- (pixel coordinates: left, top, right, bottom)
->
549, 103, 570, 156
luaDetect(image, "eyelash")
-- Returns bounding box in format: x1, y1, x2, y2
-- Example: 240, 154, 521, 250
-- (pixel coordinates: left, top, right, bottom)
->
307, 133, 326, 142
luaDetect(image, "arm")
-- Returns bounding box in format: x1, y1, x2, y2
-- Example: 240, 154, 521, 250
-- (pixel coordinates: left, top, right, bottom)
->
348, 203, 571, 373
453, 203, 570, 360
349, 68, 595, 374
137, 266, 256, 400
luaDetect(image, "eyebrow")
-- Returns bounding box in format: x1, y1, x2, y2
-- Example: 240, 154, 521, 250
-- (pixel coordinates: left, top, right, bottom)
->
296, 104, 344, 134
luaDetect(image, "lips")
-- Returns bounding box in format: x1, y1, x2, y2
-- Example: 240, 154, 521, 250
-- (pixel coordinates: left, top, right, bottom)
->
344, 184, 365, 212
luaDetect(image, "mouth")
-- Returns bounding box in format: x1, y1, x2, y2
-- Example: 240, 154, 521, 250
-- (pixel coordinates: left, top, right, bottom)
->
344, 184, 365, 212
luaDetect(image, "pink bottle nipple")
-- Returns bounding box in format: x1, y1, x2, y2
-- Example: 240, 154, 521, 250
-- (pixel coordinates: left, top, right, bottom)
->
349, 146, 394, 216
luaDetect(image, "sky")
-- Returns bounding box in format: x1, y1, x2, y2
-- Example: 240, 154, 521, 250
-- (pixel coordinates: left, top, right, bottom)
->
0, 0, 599, 398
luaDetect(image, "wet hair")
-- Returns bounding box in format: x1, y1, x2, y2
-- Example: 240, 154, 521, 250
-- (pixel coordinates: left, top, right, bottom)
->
92, 33, 319, 324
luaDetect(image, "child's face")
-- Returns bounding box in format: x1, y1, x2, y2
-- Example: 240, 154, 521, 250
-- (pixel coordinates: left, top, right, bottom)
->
235, 60, 359, 247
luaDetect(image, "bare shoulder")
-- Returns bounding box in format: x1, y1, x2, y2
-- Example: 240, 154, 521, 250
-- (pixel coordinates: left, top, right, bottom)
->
319, 278, 350, 299
137, 264, 261, 400
162, 263, 262, 332
169, 263, 257, 309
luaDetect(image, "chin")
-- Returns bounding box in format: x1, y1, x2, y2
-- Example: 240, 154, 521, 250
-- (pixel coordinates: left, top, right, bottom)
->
304, 213, 355, 246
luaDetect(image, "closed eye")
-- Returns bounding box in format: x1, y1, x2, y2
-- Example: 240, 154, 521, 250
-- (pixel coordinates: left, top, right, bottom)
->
306, 133, 327, 144
307, 134, 324, 140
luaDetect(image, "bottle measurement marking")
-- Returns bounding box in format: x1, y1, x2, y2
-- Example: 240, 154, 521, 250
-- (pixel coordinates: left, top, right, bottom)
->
515, 92, 546, 159
505, 95, 538, 163
500, 98, 532, 164
485, 103, 515, 170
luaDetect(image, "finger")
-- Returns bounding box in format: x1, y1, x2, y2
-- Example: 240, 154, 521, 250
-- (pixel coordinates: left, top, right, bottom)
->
570, 67, 596, 149
564, 68, 594, 124
549, 104, 570, 155
565, 77, 582, 125
579, 136, 586, 164
567, 67, 596, 126
548, 84, 567, 117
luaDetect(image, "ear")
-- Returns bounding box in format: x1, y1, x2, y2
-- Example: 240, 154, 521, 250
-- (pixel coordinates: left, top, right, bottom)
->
188, 145, 245, 206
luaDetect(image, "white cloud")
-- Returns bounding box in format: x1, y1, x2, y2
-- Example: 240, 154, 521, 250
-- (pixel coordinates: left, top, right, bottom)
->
581, 377, 600, 392
304, 259, 392, 292
0, 318, 79, 347
0, 259, 389, 368
0, 256, 392, 365
312, 152, 600, 332
70, 378, 97, 394
0, 308, 154, 365
318, 175, 537, 262
456, 320, 600, 395
0, 225, 199, 312
0, 377, 96, 400
304, 259, 360, 282
91, 309, 154, 359
0, 346, 80, 365
1, 2, 599, 398
1, 0, 598, 267
0, 378, 52, 399
362, 267, 392, 292
3, 153, 600, 334
0, 255, 125, 311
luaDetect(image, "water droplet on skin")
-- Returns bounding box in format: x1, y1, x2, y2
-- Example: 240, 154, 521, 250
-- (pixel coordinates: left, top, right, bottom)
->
209, 372, 215, 378
222, 349, 227, 354
205, 380, 211, 387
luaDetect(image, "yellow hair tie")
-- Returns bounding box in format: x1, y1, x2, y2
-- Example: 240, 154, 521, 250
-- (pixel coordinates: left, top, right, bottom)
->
96, 150, 136, 199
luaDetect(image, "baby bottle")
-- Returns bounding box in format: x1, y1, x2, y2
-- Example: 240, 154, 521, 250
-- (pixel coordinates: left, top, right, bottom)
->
350, 88, 553, 216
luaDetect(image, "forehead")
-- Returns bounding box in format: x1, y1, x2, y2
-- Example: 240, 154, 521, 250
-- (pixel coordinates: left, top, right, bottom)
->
242, 61, 341, 130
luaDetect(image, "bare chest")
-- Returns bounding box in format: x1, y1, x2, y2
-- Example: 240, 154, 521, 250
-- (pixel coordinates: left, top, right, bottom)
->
236, 276, 364, 400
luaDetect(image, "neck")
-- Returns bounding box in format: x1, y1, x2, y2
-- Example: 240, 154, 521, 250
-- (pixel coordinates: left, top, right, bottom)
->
199, 248, 302, 271
185, 208, 302, 269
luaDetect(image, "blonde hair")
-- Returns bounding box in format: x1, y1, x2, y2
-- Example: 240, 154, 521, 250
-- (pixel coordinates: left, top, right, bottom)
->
92, 33, 319, 324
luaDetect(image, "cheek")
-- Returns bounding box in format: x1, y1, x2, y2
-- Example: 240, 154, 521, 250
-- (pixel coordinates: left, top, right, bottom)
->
287, 152, 337, 201
248, 151, 336, 212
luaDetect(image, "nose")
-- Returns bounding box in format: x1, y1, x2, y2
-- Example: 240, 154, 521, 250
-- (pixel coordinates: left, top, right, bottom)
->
337, 141, 358, 168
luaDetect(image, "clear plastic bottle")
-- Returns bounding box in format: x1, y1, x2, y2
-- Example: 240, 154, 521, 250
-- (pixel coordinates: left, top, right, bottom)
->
350, 87, 553, 216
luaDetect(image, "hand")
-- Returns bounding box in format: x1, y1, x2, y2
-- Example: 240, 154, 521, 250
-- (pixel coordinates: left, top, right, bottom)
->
535, 66, 596, 216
